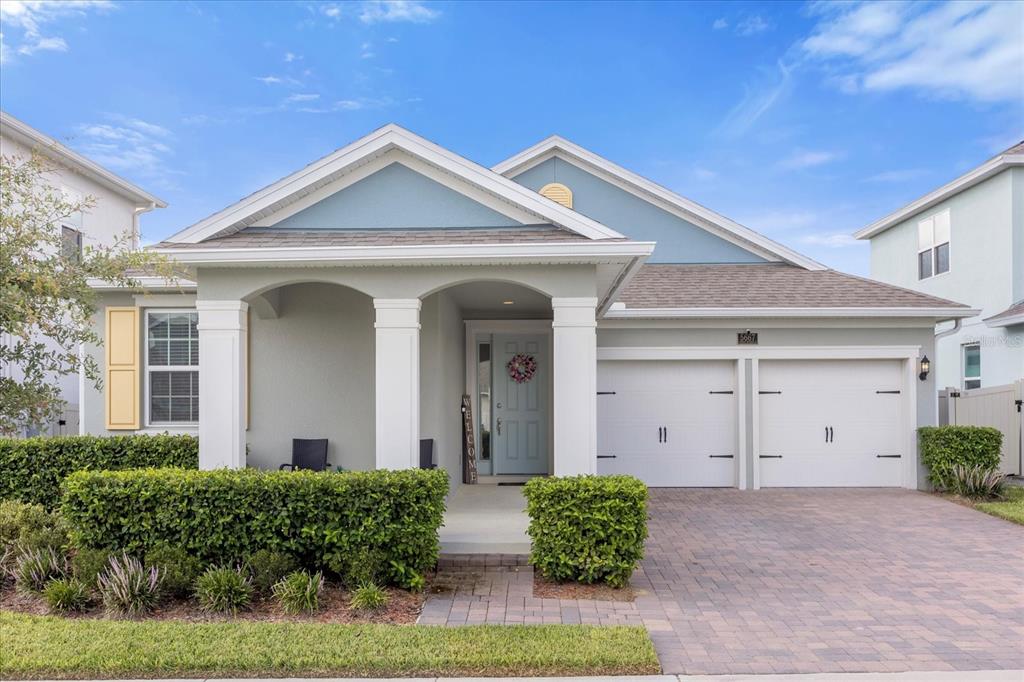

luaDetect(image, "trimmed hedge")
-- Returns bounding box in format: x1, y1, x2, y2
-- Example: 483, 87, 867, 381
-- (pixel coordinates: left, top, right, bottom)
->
0, 435, 198, 508
61, 468, 448, 589
920, 425, 1003, 490
524, 475, 647, 588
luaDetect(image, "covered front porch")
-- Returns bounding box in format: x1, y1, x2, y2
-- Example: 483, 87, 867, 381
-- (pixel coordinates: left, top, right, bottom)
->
194, 264, 603, 492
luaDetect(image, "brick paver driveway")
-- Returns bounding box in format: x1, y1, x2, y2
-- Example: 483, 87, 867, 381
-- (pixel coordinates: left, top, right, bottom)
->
637, 488, 1024, 675
424, 488, 1024, 675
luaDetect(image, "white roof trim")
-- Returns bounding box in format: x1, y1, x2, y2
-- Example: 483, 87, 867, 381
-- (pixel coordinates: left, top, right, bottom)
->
603, 305, 979, 320
166, 125, 625, 244
1, 111, 167, 208
87, 276, 196, 291
985, 312, 1024, 328
855, 151, 1024, 240
493, 135, 826, 271
152, 240, 655, 266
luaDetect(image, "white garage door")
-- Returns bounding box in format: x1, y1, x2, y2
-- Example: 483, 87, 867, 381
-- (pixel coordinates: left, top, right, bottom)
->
597, 360, 737, 487
758, 359, 905, 487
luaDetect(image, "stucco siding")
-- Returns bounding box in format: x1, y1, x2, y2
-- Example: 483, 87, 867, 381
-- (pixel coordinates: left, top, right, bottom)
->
419, 290, 466, 486
511, 157, 767, 264
270, 161, 522, 230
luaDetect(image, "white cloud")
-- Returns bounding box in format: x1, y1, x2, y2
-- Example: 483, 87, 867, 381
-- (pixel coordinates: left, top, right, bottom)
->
284, 51, 300, 62
736, 15, 771, 36
285, 93, 320, 103
802, 1, 1024, 103
716, 60, 793, 138
779, 149, 841, 170
74, 114, 177, 187
800, 232, 859, 248
712, 18, 728, 30
863, 168, 929, 183
0, 0, 113, 63
359, 0, 439, 24
692, 166, 718, 181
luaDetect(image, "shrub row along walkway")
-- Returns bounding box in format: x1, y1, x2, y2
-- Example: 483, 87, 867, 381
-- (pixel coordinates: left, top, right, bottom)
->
424, 489, 1024, 676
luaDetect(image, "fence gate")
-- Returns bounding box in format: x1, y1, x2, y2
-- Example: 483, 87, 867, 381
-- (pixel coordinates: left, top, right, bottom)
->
940, 380, 1023, 476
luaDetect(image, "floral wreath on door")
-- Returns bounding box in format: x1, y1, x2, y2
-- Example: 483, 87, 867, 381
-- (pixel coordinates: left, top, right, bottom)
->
506, 353, 537, 384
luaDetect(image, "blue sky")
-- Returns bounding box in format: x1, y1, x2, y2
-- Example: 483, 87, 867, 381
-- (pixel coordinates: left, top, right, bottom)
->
2, 0, 1022, 274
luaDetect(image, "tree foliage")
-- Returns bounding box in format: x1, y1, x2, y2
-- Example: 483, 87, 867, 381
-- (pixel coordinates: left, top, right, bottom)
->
0, 152, 172, 434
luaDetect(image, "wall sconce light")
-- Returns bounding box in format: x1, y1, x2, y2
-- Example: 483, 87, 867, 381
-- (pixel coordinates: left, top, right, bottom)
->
918, 355, 930, 381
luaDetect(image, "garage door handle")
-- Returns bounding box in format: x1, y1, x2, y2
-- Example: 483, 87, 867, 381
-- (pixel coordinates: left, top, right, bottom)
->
597, 455, 617, 459
876, 454, 902, 458
759, 390, 782, 395
876, 390, 901, 394
709, 390, 734, 395
709, 455, 734, 459
597, 391, 616, 395
759, 455, 783, 459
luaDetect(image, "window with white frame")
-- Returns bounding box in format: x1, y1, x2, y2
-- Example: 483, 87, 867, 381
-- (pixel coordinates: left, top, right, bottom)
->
61, 225, 82, 262
918, 209, 950, 280
962, 343, 981, 390
146, 311, 199, 424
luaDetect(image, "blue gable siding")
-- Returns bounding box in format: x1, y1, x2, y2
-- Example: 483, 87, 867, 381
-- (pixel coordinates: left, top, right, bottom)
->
512, 158, 767, 263
271, 162, 522, 229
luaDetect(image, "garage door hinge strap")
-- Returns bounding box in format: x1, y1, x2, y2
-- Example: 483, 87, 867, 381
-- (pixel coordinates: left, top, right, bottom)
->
759, 390, 782, 395
709, 390, 734, 395
759, 455, 783, 459
876, 390, 901, 394
876, 454, 902, 458
597, 391, 616, 395
709, 454, 734, 459
597, 455, 616, 459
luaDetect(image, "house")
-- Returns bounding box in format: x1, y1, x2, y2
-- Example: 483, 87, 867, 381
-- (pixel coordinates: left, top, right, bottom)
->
854, 141, 1024, 392
0, 110, 166, 436
81, 124, 975, 490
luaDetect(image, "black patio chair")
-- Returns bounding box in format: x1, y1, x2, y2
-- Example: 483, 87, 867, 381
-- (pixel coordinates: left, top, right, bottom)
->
279, 438, 330, 472
419, 438, 436, 470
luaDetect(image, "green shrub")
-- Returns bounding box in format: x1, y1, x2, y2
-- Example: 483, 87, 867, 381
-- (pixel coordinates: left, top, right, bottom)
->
273, 570, 324, 615
948, 463, 1006, 499
0, 435, 198, 508
349, 581, 388, 612
524, 475, 648, 588
14, 547, 68, 593
98, 554, 162, 619
145, 545, 203, 598
246, 549, 298, 597
71, 548, 113, 589
0, 500, 68, 559
43, 577, 91, 614
920, 426, 1003, 490
63, 468, 448, 589
196, 567, 252, 615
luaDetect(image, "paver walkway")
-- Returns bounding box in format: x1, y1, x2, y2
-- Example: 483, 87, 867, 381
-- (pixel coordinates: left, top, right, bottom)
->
424, 489, 1024, 676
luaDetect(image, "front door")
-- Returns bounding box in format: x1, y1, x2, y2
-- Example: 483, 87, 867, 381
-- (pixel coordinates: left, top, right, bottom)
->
492, 334, 549, 475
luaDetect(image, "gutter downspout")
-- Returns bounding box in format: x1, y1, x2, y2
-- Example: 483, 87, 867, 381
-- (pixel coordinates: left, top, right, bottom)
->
132, 201, 158, 250
934, 317, 962, 340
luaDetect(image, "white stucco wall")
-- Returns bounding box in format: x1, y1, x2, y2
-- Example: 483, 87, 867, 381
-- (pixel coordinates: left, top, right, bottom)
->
868, 168, 1023, 389
419, 290, 466, 485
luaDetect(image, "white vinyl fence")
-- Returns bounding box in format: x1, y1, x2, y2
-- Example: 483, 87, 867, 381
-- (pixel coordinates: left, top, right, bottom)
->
940, 380, 1023, 476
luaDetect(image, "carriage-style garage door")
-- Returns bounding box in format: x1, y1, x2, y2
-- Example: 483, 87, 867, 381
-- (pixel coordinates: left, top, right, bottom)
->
597, 360, 737, 487
758, 359, 905, 487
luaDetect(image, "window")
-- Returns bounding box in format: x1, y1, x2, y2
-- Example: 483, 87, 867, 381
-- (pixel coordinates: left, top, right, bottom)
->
61, 225, 82, 262
963, 343, 981, 390
918, 210, 950, 280
477, 341, 491, 462
146, 311, 199, 424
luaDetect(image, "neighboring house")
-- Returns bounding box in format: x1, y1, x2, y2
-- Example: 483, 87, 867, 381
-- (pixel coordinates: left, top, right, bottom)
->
83, 125, 974, 490
0, 111, 166, 436
854, 142, 1024, 392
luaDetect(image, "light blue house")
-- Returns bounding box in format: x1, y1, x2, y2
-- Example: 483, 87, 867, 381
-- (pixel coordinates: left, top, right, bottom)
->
82, 125, 973, 491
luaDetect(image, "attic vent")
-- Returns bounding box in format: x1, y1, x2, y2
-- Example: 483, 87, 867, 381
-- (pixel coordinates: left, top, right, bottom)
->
539, 182, 573, 209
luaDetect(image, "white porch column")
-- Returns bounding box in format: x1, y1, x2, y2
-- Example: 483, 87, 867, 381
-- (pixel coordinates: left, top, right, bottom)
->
551, 297, 598, 476
196, 300, 248, 470
374, 299, 421, 470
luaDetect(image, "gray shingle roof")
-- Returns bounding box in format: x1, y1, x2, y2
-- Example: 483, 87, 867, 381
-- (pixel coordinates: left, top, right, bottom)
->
985, 299, 1024, 322
617, 263, 972, 310
155, 225, 612, 249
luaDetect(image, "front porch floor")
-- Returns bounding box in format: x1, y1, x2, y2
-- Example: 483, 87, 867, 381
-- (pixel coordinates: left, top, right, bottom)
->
439, 484, 530, 554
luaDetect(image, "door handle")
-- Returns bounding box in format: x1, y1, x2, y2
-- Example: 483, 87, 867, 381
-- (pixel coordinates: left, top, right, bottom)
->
658, 427, 663, 443
829, 426, 834, 443
664, 426, 668, 443
496, 417, 502, 436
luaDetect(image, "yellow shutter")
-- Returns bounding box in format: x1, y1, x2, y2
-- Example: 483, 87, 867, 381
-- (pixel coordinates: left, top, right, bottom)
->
105, 306, 140, 430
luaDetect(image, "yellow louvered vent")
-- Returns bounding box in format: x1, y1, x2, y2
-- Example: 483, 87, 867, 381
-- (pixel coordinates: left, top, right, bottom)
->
539, 182, 573, 208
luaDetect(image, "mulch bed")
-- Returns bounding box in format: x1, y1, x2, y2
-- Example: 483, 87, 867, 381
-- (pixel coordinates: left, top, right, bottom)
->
0, 582, 424, 624
532, 575, 635, 601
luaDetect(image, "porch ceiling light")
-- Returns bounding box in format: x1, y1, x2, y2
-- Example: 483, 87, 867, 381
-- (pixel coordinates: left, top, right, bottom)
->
918, 355, 930, 381
502, 300, 515, 305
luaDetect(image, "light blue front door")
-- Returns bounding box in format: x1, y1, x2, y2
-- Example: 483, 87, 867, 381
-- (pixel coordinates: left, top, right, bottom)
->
492, 334, 549, 475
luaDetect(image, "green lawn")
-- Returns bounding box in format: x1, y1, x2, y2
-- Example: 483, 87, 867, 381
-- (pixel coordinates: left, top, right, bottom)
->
975, 485, 1024, 526
0, 612, 659, 679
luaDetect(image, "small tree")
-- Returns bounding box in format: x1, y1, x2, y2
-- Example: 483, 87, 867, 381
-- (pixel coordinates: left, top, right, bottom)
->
0, 152, 173, 435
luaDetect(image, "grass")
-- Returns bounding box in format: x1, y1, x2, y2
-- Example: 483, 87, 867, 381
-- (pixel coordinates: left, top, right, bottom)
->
0, 611, 660, 679
974, 485, 1024, 526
